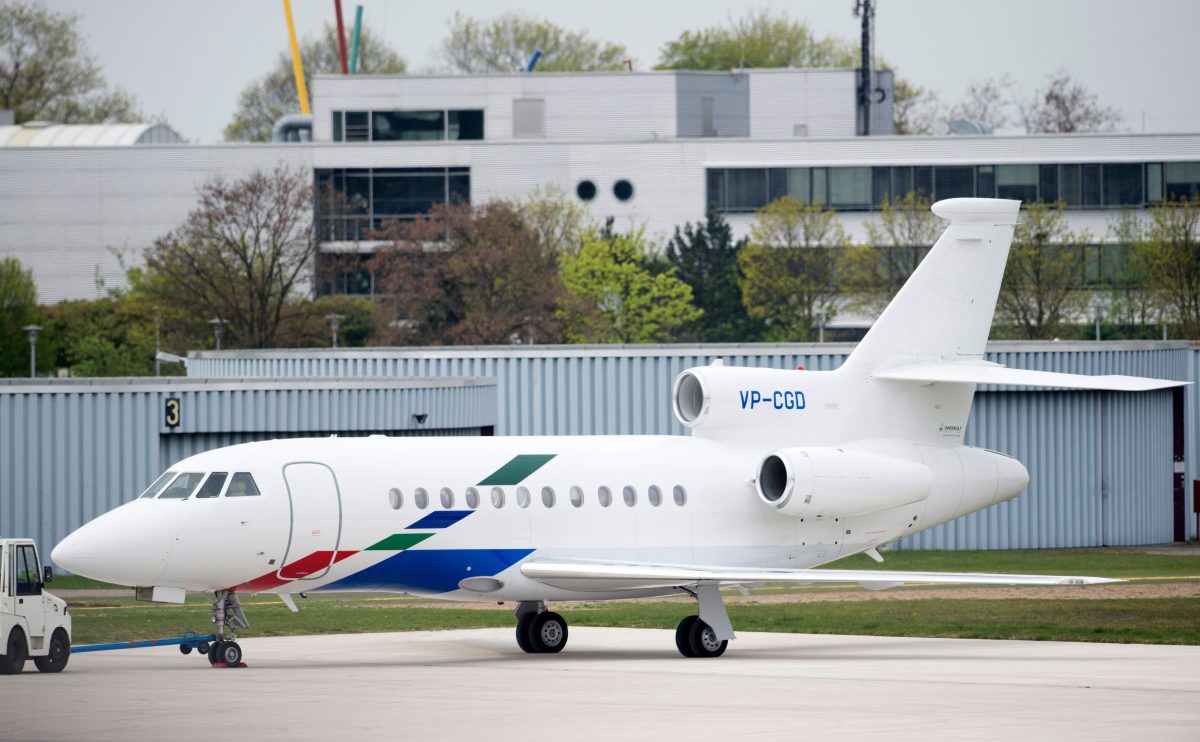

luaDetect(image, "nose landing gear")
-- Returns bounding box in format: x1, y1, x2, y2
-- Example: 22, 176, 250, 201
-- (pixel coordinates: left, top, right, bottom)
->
207, 591, 249, 668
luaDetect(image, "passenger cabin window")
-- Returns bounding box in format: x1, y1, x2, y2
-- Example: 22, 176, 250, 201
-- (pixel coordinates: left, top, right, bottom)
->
541, 486, 556, 508
673, 485, 687, 506
597, 486, 612, 508
226, 472, 261, 497
139, 471, 177, 499
465, 487, 480, 509
623, 486, 637, 507
648, 485, 662, 507
440, 487, 455, 509
491, 487, 505, 508
414, 488, 429, 510
158, 472, 205, 499
516, 486, 531, 508
569, 486, 584, 508
15, 544, 41, 596
195, 472, 228, 499
388, 488, 403, 510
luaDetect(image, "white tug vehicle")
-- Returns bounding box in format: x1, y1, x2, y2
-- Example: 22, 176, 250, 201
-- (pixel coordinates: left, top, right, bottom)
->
1, 538, 71, 674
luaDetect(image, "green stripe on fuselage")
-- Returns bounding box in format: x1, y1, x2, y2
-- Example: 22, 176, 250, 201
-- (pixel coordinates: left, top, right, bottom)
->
478, 454, 557, 486
367, 533, 434, 551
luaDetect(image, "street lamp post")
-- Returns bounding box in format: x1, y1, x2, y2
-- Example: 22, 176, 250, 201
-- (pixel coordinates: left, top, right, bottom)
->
1094, 305, 1102, 342
21, 324, 40, 378
207, 318, 227, 350
815, 309, 827, 344
327, 313, 345, 348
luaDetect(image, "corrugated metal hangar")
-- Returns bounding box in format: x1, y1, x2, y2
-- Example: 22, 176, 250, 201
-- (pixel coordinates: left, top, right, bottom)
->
186, 341, 1196, 550
0, 377, 496, 553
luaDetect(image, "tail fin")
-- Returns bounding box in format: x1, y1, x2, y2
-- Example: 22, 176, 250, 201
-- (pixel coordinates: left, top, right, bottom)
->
841, 198, 1020, 378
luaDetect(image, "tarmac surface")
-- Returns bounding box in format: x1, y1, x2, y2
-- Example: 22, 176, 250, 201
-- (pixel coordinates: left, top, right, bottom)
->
2, 628, 1197, 741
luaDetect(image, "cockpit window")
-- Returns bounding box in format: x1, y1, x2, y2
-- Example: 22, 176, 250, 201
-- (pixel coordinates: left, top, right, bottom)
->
139, 471, 177, 499
195, 472, 228, 499
157, 472, 205, 499
226, 472, 261, 497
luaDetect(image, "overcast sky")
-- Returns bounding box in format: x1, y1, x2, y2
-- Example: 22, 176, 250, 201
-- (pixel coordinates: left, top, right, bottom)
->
45, 0, 1200, 143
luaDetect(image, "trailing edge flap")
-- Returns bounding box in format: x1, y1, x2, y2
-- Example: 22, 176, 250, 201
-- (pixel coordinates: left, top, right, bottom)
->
519, 560, 1119, 593
873, 361, 1187, 391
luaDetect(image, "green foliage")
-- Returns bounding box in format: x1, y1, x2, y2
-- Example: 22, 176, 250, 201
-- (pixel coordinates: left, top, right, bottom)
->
558, 228, 701, 343
997, 202, 1091, 340
0, 256, 41, 376
41, 297, 157, 376
665, 205, 759, 342
737, 196, 848, 342
372, 201, 566, 345
0, 0, 144, 124
842, 192, 943, 312
224, 23, 406, 142
1126, 196, 1200, 339
656, 9, 856, 70
515, 185, 591, 257
439, 11, 628, 73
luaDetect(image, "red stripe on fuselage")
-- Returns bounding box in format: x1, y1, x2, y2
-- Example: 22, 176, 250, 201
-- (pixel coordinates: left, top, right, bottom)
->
226, 550, 358, 593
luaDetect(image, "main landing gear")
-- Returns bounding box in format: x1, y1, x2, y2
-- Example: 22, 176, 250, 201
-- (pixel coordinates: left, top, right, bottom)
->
674, 583, 733, 658
514, 601, 569, 653
206, 590, 249, 668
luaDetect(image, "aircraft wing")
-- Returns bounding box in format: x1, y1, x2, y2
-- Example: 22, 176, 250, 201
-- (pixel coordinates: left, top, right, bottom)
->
520, 559, 1120, 592
873, 361, 1186, 391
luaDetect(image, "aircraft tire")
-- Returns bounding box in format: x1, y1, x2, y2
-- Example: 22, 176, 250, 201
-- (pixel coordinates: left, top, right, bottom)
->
515, 613, 537, 653
208, 641, 224, 665
216, 641, 243, 667
687, 620, 728, 658
34, 628, 70, 673
1, 628, 28, 674
528, 612, 568, 653
675, 616, 699, 657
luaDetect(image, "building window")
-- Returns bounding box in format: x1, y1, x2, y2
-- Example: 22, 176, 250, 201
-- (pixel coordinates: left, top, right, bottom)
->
576, 180, 596, 201
332, 109, 484, 142
315, 167, 471, 245
613, 180, 634, 201
828, 167, 870, 210
1165, 162, 1200, 200
996, 165, 1038, 202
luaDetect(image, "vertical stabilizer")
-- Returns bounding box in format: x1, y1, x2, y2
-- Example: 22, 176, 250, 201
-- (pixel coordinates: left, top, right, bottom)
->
841, 198, 1020, 378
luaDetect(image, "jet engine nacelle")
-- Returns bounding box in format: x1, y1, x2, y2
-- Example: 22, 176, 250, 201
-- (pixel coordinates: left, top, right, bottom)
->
755, 446, 932, 519
673, 364, 816, 433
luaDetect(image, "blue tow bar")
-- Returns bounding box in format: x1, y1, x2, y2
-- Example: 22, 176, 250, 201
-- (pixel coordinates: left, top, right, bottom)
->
72, 632, 217, 653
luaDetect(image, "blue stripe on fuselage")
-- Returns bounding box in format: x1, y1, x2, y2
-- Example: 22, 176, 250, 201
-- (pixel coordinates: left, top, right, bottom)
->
406, 510, 474, 530
317, 548, 534, 594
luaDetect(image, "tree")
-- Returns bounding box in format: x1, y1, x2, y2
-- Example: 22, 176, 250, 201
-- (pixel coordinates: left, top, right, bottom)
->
996, 202, 1091, 340
843, 192, 945, 312
1021, 71, 1122, 134
737, 196, 848, 342
225, 23, 406, 142
665, 205, 759, 342
0, 0, 143, 124
0, 255, 43, 376
41, 297, 157, 376
372, 201, 565, 345
1106, 210, 1165, 338
892, 77, 942, 135
1129, 196, 1200, 338
516, 185, 591, 257
558, 228, 701, 343
142, 167, 318, 349
947, 75, 1017, 131
657, 9, 855, 70
438, 12, 628, 73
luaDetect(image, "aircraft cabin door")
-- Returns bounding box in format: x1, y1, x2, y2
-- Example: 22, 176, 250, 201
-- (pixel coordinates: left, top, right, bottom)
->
278, 462, 343, 581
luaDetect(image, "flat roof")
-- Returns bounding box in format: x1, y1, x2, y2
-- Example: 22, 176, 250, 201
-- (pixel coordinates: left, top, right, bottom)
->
0, 376, 495, 394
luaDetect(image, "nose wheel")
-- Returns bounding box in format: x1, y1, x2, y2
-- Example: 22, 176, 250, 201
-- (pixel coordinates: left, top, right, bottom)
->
207, 591, 249, 668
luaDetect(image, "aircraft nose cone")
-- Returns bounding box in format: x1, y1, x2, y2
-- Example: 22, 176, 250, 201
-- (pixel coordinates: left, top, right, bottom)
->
52, 503, 172, 586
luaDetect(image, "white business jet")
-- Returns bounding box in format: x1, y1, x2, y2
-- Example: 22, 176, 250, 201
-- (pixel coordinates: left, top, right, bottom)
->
52, 198, 1181, 665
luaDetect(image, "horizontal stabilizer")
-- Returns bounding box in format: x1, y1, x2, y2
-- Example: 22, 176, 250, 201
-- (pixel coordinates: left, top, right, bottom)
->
874, 361, 1186, 391
520, 560, 1119, 593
